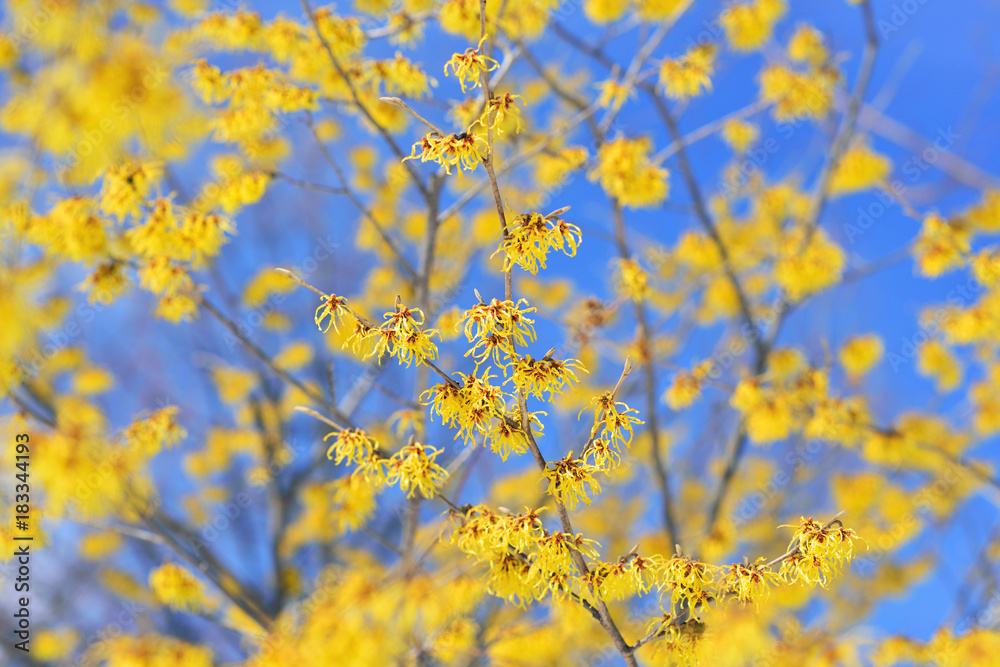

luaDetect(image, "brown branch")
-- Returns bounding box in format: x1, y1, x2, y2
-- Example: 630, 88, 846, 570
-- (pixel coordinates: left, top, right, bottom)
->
299, 0, 432, 203
703, 0, 881, 545
198, 296, 355, 428
302, 113, 419, 282
610, 201, 680, 549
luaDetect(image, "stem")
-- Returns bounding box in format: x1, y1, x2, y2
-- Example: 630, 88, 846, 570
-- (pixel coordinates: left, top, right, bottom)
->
611, 200, 679, 550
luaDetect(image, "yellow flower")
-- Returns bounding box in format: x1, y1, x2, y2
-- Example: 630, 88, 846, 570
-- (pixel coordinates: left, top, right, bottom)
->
138, 257, 193, 296
721, 0, 786, 52
386, 441, 449, 498
965, 189, 1000, 232
760, 64, 837, 121
382, 52, 433, 98
443, 36, 499, 93
85, 635, 212, 667
98, 161, 163, 220
493, 210, 582, 274
586, 556, 658, 601
38, 196, 110, 263
913, 213, 970, 277
839, 334, 884, 382
805, 396, 871, 447
155, 293, 200, 323
79, 532, 124, 560
972, 248, 1000, 287
274, 340, 314, 371
477, 92, 525, 134
542, 453, 602, 509
636, 0, 689, 21
788, 24, 829, 66
212, 365, 258, 404
507, 353, 586, 400
615, 257, 650, 302
659, 556, 718, 608
128, 197, 179, 258
773, 227, 845, 302
596, 78, 636, 110
34, 628, 79, 662
580, 391, 645, 448
325, 428, 378, 465
731, 378, 798, 444
665, 361, 714, 409
461, 297, 537, 357
777, 516, 864, 587
829, 142, 892, 195
917, 340, 962, 393
767, 347, 806, 383
721, 119, 760, 153
122, 406, 186, 455
315, 293, 349, 333
423, 367, 507, 445
406, 130, 488, 174
722, 557, 778, 607
585, 0, 630, 23
73, 365, 115, 395
589, 137, 669, 209
149, 563, 217, 612
659, 44, 716, 100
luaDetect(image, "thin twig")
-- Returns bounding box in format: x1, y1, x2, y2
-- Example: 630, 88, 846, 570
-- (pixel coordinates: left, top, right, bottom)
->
299, 0, 432, 203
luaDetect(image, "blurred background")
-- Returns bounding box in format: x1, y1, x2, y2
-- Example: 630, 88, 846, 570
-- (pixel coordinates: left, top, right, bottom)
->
3, 0, 1000, 664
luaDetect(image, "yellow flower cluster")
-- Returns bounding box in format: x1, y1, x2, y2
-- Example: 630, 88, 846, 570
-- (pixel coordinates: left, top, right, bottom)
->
838, 334, 884, 382
773, 227, 845, 301
720, 0, 786, 51
477, 92, 526, 135
98, 161, 164, 221
424, 368, 507, 445
325, 427, 448, 498
149, 563, 217, 613
325, 428, 378, 465
596, 78, 636, 111
321, 294, 440, 367
585, 556, 659, 601
829, 142, 893, 195
615, 257, 651, 301
461, 297, 538, 364
665, 360, 716, 409
507, 354, 586, 400
406, 130, 488, 174
542, 453, 603, 509
448, 505, 600, 606
85, 635, 212, 667
493, 210, 582, 274
913, 213, 970, 277
386, 441, 449, 498
589, 137, 669, 209
580, 391, 645, 449
721, 119, 760, 153
121, 406, 187, 456
731, 365, 829, 444
787, 24, 829, 67
659, 44, 716, 100
443, 36, 498, 93
760, 64, 838, 121
777, 516, 863, 587
722, 557, 779, 607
